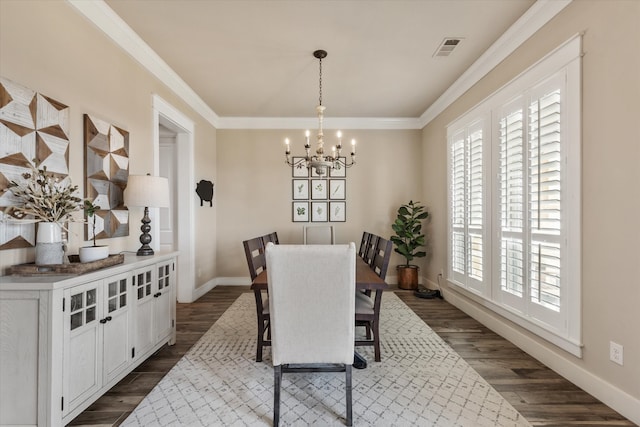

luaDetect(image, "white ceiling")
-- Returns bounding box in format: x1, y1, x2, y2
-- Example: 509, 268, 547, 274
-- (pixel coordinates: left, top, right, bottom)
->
102, 0, 537, 120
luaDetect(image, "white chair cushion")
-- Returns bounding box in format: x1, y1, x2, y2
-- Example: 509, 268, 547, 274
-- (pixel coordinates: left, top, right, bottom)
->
355, 292, 374, 315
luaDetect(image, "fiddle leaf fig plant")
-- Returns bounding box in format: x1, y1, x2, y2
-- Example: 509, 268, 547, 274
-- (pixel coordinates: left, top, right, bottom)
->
391, 200, 428, 266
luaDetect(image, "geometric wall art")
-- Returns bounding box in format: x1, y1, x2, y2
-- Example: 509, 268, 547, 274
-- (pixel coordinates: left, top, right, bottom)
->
83, 114, 129, 240
0, 76, 71, 249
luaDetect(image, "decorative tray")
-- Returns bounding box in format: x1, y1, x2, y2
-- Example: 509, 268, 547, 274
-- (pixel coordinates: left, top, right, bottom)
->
9, 253, 125, 276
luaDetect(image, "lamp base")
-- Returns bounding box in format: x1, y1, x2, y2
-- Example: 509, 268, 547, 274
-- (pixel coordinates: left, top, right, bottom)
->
136, 244, 155, 256
136, 206, 155, 256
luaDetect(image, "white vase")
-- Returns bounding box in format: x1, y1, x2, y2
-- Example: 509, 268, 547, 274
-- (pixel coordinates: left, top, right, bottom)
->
35, 222, 64, 265
79, 245, 110, 263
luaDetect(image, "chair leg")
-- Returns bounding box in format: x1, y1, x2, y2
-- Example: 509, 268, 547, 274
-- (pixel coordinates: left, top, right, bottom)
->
274, 365, 282, 427
372, 320, 381, 362
256, 317, 266, 362
345, 365, 352, 426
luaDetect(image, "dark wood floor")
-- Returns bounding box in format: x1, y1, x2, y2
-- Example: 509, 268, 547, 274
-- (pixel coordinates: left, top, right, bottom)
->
69, 286, 636, 427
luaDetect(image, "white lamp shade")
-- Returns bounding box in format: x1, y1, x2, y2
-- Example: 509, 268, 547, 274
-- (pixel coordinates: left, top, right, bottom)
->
124, 175, 170, 208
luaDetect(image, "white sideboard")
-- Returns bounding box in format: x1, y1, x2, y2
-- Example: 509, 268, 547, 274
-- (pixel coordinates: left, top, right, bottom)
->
0, 252, 178, 427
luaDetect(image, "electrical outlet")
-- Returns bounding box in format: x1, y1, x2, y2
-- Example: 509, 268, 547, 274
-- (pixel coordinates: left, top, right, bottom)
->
610, 341, 624, 366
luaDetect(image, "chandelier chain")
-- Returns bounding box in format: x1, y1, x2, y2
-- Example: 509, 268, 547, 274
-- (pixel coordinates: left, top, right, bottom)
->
318, 56, 323, 106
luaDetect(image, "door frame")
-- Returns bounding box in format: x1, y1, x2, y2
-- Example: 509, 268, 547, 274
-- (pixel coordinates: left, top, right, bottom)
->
152, 94, 195, 303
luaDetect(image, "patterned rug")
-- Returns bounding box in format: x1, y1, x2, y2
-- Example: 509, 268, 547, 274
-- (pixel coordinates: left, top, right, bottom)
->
123, 293, 530, 426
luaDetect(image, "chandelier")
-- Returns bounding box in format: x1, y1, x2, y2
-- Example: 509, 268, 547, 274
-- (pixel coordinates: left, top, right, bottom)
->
285, 50, 356, 176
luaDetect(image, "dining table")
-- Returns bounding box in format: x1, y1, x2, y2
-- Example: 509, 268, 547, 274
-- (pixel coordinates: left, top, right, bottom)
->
250, 256, 389, 369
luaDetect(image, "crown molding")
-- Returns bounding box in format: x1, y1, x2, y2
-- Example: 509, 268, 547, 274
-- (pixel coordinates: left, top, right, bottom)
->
67, 0, 570, 131
418, 0, 572, 128
217, 116, 422, 130
67, 0, 220, 128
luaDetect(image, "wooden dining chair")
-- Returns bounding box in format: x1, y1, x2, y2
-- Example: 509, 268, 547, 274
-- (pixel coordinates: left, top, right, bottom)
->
355, 236, 391, 362
266, 242, 356, 427
242, 236, 270, 362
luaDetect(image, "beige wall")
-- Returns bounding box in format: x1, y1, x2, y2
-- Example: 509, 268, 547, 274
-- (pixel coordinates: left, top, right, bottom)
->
422, 0, 639, 411
0, 0, 218, 288
216, 129, 423, 279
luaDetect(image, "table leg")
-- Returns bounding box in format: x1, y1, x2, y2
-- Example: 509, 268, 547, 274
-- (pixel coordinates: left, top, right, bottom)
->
353, 352, 367, 369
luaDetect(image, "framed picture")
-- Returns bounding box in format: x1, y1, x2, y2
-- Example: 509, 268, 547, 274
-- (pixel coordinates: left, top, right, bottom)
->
292, 201, 309, 222
311, 201, 328, 222
292, 157, 309, 177
330, 158, 347, 177
292, 179, 309, 200
311, 179, 327, 199
329, 179, 346, 200
329, 201, 346, 222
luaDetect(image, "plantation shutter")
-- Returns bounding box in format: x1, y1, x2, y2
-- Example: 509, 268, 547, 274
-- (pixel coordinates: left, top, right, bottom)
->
467, 122, 484, 285
449, 119, 486, 292
450, 129, 466, 283
498, 99, 525, 307
528, 86, 562, 312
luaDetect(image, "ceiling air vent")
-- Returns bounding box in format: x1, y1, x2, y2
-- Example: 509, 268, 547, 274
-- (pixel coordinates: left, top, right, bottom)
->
433, 38, 463, 57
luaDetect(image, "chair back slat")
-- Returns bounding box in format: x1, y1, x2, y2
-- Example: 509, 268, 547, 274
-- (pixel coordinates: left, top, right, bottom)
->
242, 236, 266, 281
365, 234, 379, 265
371, 237, 392, 280
358, 232, 371, 259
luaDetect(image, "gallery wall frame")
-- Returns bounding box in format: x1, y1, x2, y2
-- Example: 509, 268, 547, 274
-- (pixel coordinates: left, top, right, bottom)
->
292, 179, 309, 200
292, 201, 309, 222
329, 201, 346, 222
311, 201, 328, 222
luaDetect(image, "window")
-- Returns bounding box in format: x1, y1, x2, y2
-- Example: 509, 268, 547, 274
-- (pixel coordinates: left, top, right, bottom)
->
447, 36, 582, 356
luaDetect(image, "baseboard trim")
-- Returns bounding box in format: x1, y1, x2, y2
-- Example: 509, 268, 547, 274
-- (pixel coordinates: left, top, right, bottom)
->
443, 288, 640, 425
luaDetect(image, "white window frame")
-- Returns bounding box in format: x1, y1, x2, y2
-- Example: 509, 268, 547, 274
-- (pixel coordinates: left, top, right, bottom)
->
446, 35, 582, 356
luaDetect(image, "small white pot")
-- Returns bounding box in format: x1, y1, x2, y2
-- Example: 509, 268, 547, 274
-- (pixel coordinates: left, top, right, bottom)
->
78, 246, 110, 263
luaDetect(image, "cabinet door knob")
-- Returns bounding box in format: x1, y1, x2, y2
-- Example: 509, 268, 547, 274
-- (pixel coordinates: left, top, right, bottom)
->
100, 318, 107, 324
154, 292, 161, 298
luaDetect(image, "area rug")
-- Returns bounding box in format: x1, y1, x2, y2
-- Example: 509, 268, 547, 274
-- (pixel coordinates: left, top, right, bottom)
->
122, 293, 530, 426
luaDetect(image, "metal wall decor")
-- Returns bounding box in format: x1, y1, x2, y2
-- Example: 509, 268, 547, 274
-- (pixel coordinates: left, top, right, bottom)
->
0, 76, 70, 249
290, 161, 346, 223
84, 114, 129, 240
195, 180, 214, 207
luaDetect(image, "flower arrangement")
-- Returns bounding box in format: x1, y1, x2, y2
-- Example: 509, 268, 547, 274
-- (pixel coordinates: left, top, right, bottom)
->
2, 163, 82, 224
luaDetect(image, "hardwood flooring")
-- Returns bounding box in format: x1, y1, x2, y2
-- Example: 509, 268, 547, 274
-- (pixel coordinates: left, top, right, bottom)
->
69, 286, 636, 427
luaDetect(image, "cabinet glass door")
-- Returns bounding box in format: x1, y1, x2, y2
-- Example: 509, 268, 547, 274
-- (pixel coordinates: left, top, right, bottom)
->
63, 281, 102, 414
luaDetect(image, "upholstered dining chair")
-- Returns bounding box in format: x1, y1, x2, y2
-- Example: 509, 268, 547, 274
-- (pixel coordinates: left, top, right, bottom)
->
242, 236, 270, 362
265, 242, 356, 427
303, 224, 335, 244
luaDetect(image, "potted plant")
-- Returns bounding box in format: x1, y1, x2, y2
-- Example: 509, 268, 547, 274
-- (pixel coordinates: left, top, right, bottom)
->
78, 199, 109, 263
2, 163, 82, 265
391, 200, 428, 290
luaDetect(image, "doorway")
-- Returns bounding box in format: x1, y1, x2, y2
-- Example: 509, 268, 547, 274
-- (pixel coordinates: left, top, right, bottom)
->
152, 95, 196, 303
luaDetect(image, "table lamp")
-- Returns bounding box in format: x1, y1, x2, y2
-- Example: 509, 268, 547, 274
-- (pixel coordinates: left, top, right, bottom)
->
124, 174, 170, 256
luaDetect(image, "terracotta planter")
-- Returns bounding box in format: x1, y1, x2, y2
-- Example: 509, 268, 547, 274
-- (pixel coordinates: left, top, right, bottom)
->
397, 265, 419, 290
